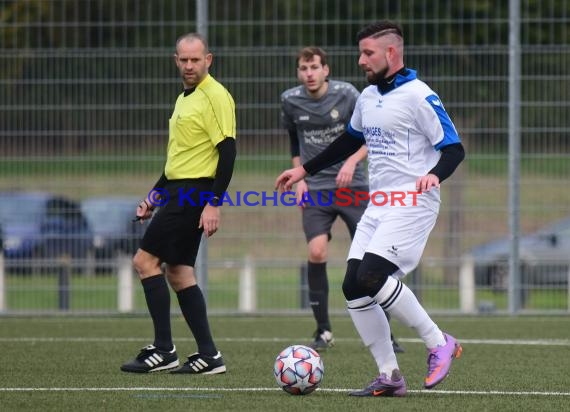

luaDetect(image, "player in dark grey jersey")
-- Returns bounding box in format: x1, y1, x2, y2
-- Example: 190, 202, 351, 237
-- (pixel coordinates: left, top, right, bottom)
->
281, 47, 403, 352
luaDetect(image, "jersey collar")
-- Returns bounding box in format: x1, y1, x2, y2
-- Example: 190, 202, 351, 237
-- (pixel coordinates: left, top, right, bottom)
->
183, 74, 212, 96
183, 87, 196, 96
376, 67, 417, 94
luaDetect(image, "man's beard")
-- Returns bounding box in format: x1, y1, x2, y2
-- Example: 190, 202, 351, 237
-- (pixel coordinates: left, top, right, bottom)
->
367, 67, 389, 84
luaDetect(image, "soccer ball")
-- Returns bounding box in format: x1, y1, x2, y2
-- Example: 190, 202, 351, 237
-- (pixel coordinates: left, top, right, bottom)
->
273, 344, 324, 395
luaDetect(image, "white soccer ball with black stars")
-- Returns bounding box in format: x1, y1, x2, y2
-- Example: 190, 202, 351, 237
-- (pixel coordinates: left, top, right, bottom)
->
273, 344, 324, 395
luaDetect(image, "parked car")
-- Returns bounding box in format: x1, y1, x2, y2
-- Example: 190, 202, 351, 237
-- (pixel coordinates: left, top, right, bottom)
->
0, 191, 94, 273
81, 196, 146, 272
470, 216, 570, 288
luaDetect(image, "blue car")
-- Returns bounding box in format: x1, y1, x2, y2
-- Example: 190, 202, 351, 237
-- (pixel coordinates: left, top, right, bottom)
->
0, 191, 94, 273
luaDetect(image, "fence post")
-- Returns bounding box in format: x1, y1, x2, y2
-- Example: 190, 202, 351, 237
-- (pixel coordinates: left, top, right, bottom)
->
117, 253, 134, 313
567, 265, 570, 313
459, 254, 476, 313
58, 255, 71, 311
238, 255, 256, 313
0, 253, 5, 312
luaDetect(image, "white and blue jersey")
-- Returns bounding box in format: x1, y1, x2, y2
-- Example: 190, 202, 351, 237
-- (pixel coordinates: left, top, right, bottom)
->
347, 69, 461, 211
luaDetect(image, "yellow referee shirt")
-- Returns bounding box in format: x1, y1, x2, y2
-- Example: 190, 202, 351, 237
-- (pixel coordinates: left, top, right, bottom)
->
165, 74, 236, 179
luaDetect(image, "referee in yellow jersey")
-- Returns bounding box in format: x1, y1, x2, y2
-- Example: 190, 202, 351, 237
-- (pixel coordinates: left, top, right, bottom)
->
121, 33, 236, 375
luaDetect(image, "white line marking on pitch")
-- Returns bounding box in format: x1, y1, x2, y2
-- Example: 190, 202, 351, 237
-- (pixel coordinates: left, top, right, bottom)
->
0, 387, 569, 396
0, 337, 568, 346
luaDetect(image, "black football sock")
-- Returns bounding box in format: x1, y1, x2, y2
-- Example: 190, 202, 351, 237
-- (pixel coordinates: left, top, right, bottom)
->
176, 285, 217, 356
307, 261, 330, 332
141, 274, 173, 352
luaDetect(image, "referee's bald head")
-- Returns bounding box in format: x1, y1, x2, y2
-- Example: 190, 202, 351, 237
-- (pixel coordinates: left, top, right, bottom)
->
175, 33, 209, 54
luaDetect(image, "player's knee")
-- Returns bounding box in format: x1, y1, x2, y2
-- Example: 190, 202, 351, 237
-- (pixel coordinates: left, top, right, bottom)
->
132, 250, 160, 278
355, 253, 399, 295
342, 259, 366, 300
308, 236, 328, 262
132, 252, 145, 276
309, 250, 327, 262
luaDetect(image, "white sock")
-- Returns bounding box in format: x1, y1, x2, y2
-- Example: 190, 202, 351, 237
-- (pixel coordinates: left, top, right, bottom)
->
375, 276, 445, 349
347, 296, 399, 375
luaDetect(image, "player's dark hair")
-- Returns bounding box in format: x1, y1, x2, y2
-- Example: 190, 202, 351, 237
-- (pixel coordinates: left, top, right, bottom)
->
356, 20, 403, 43
175, 32, 209, 53
296, 46, 328, 67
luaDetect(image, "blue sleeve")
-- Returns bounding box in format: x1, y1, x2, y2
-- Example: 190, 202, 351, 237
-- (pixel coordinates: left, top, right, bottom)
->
424, 94, 461, 150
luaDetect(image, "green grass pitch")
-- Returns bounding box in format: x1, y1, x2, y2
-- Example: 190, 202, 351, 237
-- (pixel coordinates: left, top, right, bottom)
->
0, 315, 569, 411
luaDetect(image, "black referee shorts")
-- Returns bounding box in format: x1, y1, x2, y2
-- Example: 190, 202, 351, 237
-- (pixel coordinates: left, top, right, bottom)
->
140, 178, 213, 266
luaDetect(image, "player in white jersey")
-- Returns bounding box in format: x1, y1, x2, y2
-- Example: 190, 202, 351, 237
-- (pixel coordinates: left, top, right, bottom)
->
275, 21, 465, 397
281, 46, 404, 353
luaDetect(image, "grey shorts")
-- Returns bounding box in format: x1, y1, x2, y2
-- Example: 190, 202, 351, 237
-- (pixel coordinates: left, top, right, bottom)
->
302, 186, 368, 242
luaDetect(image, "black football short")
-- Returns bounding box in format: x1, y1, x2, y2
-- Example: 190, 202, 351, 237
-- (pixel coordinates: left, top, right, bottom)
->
140, 178, 214, 266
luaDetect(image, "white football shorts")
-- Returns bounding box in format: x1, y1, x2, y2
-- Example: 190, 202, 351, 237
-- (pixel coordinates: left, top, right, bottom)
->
347, 203, 438, 277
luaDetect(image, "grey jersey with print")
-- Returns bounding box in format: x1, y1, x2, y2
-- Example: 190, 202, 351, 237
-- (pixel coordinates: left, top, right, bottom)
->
281, 80, 367, 191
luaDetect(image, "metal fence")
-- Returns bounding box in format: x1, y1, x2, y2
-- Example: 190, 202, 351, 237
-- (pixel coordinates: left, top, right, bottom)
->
1, 0, 569, 315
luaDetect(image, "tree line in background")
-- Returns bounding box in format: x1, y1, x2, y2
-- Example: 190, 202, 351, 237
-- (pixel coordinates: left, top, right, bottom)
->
1, 0, 569, 48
